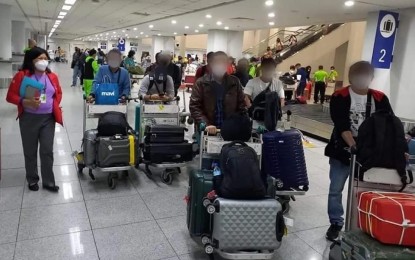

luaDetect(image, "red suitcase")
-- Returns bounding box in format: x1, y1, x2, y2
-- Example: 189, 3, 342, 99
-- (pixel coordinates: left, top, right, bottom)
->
358, 191, 415, 246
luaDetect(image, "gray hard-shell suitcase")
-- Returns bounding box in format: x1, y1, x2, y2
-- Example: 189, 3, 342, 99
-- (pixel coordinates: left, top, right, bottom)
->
83, 129, 98, 167
211, 198, 284, 251
96, 135, 137, 167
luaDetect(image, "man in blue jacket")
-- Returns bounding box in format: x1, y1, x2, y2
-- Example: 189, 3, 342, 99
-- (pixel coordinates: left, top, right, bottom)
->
295, 63, 308, 97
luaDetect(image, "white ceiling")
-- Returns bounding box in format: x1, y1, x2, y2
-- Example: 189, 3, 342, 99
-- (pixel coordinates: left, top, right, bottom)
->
2, 0, 415, 40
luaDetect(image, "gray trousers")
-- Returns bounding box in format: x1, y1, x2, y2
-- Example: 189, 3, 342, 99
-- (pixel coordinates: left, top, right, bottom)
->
19, 112, 56, 186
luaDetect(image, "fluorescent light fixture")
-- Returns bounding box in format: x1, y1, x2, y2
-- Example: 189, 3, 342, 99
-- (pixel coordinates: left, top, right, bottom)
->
140, 31, 144, 35
53, 24, 58, 28
58, 15, 64, 19
59, 11, 67, 16
174, 32, 177, 35
135, 36, 138, 38
216, 21, 222, 26
344, 0, 355, 6
268, 12, 275, 18
122, 30, 125, 32
55, 20, 61, 24
149, 24, 154, 28
62, 5, 72, 10
65, 0, 77, 5
269, 21, 275, 26
265, 0, 274, 6
195, 29, 199, 33
171, 20, 177, 24
205, 14, 212, 18
199, 24, 204, 27
157, 33, 161, 36
185, 25, 189, 29
51, 28, 56, 32
113, 31, 116, 34
133, 27, 137, 30
224, 26, 229, 30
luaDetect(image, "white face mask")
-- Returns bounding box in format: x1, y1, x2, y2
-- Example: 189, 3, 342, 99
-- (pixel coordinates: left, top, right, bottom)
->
35, 60, 49, 72
290, 70, 295, 74
108, 59, 120, 69
211, 64, 227, 77
262, 70, 274, 79
352, 75, 372, 90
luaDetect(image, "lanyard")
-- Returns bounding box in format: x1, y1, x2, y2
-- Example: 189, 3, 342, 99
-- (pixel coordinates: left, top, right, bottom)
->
34, 74, 47, 93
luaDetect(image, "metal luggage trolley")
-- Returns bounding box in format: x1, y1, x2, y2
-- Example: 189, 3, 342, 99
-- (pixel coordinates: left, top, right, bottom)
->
79, 101, 131, 189
137, 96, 191, 184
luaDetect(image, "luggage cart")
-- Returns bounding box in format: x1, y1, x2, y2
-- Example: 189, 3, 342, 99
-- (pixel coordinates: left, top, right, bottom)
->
137, 96, 192, 184
76, 100, 132, 189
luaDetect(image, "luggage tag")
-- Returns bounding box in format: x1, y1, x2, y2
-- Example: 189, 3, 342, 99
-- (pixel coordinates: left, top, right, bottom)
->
40, 93, 47, 103
284, 216, 294, 227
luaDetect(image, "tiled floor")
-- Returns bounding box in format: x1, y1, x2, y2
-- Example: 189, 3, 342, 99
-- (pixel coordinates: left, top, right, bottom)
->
0, 63, 342, 260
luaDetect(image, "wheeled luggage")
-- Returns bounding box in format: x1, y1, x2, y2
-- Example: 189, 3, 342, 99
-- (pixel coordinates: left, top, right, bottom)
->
96, 135, 136, 167
262, 130, 309, 190
210, 198, 284, 251
143, 142, 193, 164
187, 170, 213, 237
83, 129, 98, 167
358, 192, 415, 246
144, 125, 185, 144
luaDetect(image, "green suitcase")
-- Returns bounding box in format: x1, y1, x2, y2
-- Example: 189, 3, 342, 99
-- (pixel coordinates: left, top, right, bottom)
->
187, 169, 213, 237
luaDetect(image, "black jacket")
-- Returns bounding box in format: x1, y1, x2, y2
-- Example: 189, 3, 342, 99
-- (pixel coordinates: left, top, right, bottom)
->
324, 86, 393, 165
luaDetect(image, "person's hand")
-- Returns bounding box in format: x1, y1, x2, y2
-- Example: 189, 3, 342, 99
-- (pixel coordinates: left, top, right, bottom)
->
161, 95, 171, 102
405, 153, 410, 162
120, 96, 127, 104
87, 95, 95, 103
150, 94, 161, 100
206, 125, 217, 135
22, 97, 41, 109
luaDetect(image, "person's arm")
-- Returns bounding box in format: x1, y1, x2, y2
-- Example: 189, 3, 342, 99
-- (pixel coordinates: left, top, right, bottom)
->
166, 76, 175, 99
189, 80, 208, 125
139, 76, 151, 100
92, 60, 99, 74
330, 94, 355, 147
6, 71, 24, 105
243, 79, 254, 108
52, 74, 63, 104
120, 70, 131, 98
236, 80, 247, 113
278, 87, 285, 107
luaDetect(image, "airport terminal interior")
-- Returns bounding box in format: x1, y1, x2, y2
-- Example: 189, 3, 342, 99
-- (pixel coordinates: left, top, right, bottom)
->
1, 0, 415, 260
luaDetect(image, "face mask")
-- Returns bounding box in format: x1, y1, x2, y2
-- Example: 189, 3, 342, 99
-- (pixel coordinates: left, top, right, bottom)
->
262, 70, 274, 79
352, 75, 372, 90
35, 60, 48, 72
108, 60, 120, 69
211, 64, 227, 77
290, 70, 296, 74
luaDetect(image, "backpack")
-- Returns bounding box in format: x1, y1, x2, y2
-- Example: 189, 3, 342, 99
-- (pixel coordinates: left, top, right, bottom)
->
217, 141, 266, 199
221, 114, 252, 142
279, 75, 296, 85
148, 72, 167, 95
248, 82, 281, 129
357, 93, 413, 191
97, 111, 132, 136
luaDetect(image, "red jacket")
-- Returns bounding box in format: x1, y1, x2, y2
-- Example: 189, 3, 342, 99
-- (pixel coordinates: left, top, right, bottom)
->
6, 70, 63, 125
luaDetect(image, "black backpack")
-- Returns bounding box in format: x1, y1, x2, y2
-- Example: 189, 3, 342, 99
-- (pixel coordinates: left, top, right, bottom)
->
148, 73, 167, 95
97, 111, 132, 136
357, 96, 413, 191
217, 141, 266, 199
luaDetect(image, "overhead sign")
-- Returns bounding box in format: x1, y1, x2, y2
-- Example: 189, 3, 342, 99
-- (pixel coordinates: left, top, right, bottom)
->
117, 37, 125, 51
371, 10, 399, 69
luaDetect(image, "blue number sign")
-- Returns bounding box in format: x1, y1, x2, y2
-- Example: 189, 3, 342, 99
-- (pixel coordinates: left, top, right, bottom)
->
117, 38, 125, 51
371, 11, 399, 69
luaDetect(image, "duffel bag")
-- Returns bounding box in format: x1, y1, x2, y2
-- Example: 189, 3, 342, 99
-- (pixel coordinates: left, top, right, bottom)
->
97, 111, 132, 137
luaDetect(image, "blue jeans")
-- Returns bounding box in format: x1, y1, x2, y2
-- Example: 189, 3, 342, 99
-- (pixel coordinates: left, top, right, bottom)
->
328, 158, 350, 226
72, 65, 80, 86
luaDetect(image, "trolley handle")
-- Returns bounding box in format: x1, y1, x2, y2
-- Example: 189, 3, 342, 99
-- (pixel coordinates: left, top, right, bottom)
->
137, 95, 180, 103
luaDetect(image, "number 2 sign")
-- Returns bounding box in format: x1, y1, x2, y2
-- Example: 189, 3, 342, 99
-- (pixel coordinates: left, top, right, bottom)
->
371, 11, 399, 69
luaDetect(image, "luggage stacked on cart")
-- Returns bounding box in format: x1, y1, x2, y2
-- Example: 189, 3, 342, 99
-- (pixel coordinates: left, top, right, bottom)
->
142, 125, 193, 164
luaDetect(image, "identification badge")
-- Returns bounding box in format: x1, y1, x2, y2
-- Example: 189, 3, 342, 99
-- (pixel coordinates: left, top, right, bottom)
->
40, 93, 47, 103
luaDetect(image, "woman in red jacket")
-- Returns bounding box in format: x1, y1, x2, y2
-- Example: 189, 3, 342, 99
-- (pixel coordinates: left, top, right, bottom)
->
6, 47, 63, 192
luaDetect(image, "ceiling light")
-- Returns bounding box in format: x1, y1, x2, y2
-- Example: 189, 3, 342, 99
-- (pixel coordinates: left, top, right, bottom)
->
59, 11, 67, 16
265, 0, 274, 6
106, 32, 109, 35
205, 14, 212, 18
268, 12, 275, 18
157, 33, 161, 36
125, 34, 128, 36
122, 30, 125, 32
269, 21, 275, 26
199, 24, 204, 28
195, 29, 199, 33
216, 21, 222, 26
171, 20, 177, 24
58, 15, 64, 19
64, 0, 76, 4
344, 0, 355, 6
62, 5, 72, 10
185, 25, 189, 29
135, 36, 138, 38
55, 20, 61, 24
133, 27, 137, 30
53, 24, 58, 28
140, 31, 144, 35
224, 26, 229, 30
149, 24, 154, 28
113, 31, 116, 34
174, 32, 177, 35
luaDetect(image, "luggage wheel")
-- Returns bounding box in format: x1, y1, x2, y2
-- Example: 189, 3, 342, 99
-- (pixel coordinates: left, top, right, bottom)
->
201, 235, 211, 245
206, 204, 216, 214
107, 172, 118, 189
204, 244, 214, 255
161, 169, 176, 185
202, 198, 211, 207
88, 169, 96, 181
187, 117, 194, 125
180, 116, 186, 124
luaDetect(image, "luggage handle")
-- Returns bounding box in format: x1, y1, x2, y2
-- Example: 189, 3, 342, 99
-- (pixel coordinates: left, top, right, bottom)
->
345, 147, 357, 232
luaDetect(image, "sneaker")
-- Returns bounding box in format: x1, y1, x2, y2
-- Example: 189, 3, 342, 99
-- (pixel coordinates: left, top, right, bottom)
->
326, 224, 342, 241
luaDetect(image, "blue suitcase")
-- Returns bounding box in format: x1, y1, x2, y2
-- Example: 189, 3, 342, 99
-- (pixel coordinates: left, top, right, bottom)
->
262, 130, 309, 190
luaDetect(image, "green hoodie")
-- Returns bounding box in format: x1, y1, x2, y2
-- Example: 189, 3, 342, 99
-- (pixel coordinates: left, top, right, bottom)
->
86, 56, 99, 76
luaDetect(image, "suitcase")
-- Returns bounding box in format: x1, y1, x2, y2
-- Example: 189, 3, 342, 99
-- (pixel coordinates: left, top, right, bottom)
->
143, 142, 193, 163
262, 130, 309, 190
135, 104, 140, 133
96, 135, 137, 167
358, 191, 415, 246
83, 129, 98, 167
187, 170, 213, 237
211, 198, 284, 251
144, 125, 185, 144
329, 230, 415, 260
409, 139, 415, 164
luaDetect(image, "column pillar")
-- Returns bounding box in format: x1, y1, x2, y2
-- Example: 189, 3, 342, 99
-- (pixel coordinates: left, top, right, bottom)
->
0, 4, 13, 88
12, 21, 25, 54
207, 29, 244, 59
151, 36, 175, 59
179, 35, 186, 57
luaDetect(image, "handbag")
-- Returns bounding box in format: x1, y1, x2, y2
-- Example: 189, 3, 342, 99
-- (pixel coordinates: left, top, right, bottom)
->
94, 73, 121, 105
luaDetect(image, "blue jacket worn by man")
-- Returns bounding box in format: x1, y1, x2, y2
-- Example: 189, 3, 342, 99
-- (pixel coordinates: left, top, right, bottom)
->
296, 67, 308, 84
93, 65, 131, 98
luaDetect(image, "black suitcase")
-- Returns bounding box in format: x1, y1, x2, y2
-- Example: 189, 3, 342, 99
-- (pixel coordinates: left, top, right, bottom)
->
96, 135, 137, 167
143, 142, 193, 163
144, 125, 185, 144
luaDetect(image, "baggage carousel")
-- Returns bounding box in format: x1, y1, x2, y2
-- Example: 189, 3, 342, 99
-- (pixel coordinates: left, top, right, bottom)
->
284, 104, 333, 141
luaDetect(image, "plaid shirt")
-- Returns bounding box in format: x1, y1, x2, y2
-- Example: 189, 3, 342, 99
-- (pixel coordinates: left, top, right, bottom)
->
211, 79, 225, 128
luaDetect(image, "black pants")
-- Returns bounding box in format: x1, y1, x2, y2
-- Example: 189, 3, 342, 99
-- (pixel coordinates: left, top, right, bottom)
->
314, 82, 326, 104
296, 82, 306, 97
